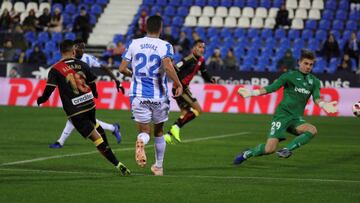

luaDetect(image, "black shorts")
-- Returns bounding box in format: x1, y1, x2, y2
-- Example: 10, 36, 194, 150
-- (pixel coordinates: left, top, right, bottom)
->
69, 108, 97, 138
172, 87, 197, 110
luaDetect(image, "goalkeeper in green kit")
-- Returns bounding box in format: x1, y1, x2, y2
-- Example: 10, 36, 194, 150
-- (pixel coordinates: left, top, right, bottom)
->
233, 50, 338, 165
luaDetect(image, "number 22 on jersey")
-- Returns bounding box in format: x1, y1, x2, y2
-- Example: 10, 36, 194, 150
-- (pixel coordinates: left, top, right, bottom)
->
134, 53, 161, 77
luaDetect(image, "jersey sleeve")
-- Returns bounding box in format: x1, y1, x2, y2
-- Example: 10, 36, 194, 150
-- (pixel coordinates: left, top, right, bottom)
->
46, 68, 57, 87
199, 59, 213, 83
312, 77, 321, 102
264, 72, 288, 93
162, 43, 174, 59
89, 55, 101, 68
122, 40, 133, 61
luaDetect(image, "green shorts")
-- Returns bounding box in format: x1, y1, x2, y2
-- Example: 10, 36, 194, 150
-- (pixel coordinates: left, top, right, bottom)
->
267, 114, 307, 140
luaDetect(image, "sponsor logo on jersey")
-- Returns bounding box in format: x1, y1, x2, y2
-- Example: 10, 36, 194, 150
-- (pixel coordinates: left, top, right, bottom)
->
71, 92, 94, 105
296, 78, 301, 80
140, 100, 161, 106
294, 87, 310, 94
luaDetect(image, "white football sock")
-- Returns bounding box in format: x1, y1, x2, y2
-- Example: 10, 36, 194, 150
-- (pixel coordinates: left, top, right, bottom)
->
137, 132, 150, 145
57, 120, 75, 145
154, 136, 166, 168
96, 119, 115, 132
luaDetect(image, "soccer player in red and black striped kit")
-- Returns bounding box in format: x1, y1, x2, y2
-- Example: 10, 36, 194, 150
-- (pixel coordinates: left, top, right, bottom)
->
164, 39, 215, 144
37, 40, 130, 175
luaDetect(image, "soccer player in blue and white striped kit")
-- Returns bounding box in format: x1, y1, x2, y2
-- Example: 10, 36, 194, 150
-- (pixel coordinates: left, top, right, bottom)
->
119, 15, 182, 176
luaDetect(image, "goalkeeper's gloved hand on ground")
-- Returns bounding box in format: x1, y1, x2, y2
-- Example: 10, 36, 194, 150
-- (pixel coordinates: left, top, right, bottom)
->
237, 87, 260, 98
319, 101, 338, 114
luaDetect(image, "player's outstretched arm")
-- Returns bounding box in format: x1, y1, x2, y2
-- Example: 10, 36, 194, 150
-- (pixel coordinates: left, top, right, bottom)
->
163, 57, 183, 97
101, 65, 124, 94
316, 99, 338, 114
237, 87, 267, 98
119, 60, 133, 77
37, 85, 56, 106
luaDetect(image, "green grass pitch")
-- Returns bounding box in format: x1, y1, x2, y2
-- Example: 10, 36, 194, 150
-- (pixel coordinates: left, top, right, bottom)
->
0, 106, 359, 202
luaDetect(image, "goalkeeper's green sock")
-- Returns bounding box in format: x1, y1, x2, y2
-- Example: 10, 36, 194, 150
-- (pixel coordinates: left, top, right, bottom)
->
286, 131, 314, 151
244, 144, 266, 159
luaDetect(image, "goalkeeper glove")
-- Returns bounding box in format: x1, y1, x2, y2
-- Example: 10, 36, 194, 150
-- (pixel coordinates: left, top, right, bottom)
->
115, 80, 125, 94
36, 96, 47, 106
318, 101, 338, 114
237, 87, 260, 98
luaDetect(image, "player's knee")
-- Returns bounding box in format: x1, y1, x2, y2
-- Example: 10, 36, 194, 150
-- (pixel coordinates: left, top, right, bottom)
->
265, 145, 276, 154
309, 126, 317, 136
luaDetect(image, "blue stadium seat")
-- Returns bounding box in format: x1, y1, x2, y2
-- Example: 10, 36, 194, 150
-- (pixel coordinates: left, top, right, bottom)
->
233, 0, 245, 7
265, 38, 276, 47
208, 0, 219, 7
307, 38, 320, 52
207, 27, 219, 37
342, 30, 352, 41
349, 11, 360, 21
339, 1, 349, 10
346, 21, 357, 31
181, 0, 193, 6
194, 0, 206, 6
330, 30, 340, 40
273, 0, 283, 8
177, 6, 189, 17
91, 4, 102, 15
312, 57, 325, 73
351, 59, 357, 71
260, 47, 272, 57
24, 31, 36, 43
156, 0, 168, 6
279, 38, 290, 48
223, 37, 234, 47
332, 20, 344, 30
65, 4, 76, 14
301, 29, 313, 41
172, 16, 183, 26
51, 32, 63, 44
325, 58, 339, 73
234, 47, 245, 60
288, 29, 300, 40
173, 53, 183, 63
261, 29, 272, 39
220, 0, 232, 7
245, 0, 258, 8
305, 20, 317, 30
315, 30, 327, 41
113, 34, 123, 43
325, 1, 336, 10
319, 20, 330, 30
322, 10, 333, 20
96, 0, 109, 6
77, 4, 89, 12
89, 14, 97, 25
259, 0, 271, 8
220, 47, 229, 58
163, 17, 171, 26
335, 10, 347, 21
274, 29, 286, 39
254, 62, 266, 72
45, 41, 57, 52
52, 3, 63, 12
64, 32, 76, 40
164, 6, 176, 16
358, 31, 360, 40
150, 6, 162, 15
143, 0, 155, 5
169, 0, 180, 6
84, 0, 95, 4
62, 13, 71, 26
220, 28, 232, 38
38, 32, 50, 44
195, 27, 206, 37
234, 28, 245, 38
247, 28, 259, 38
251, 38, 262, 49
293, 39, 304, 50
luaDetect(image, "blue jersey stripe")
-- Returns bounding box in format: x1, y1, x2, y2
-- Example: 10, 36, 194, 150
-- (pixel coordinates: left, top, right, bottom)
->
158, 77, 163, 98
141, 77, 154, 98
132, 78, 138, 98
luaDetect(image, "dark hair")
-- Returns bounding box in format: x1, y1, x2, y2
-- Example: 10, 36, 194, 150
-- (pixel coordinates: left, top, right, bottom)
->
146, 15, 162, 34
193, 39, 204, 47
60, 40, 75, 53
73, 39, 84, 45
300, 49, 315, 61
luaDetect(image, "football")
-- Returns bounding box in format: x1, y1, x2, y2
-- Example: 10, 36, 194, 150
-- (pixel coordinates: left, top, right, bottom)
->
352, 102, 360, 117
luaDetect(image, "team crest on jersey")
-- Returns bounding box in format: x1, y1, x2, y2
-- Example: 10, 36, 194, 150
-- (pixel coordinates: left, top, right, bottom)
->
308, 78, 313, 85
197, 61, 202, 66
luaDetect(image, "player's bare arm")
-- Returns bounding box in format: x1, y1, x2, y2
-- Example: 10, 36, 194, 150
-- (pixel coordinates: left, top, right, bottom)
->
163, 57, 183, 97
119, 60, 133, 77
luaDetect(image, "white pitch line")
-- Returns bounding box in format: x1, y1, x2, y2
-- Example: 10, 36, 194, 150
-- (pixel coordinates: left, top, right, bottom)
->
0, 168, 359, 184
0, 132, 249, 166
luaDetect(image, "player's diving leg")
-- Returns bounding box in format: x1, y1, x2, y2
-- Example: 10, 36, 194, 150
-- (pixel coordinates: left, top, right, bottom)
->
166, 101, 201, 143
151, 122, 166, 176
135, 123, 151, 167
234, 138, 279, 165
96, 119, 122, 144
89, 128, 130, 176
50, 119, 75, 148
277, 124, 317, 158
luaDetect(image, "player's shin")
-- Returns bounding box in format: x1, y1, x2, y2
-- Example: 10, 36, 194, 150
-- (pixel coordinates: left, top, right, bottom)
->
96, 124, 109, 145
286, 131, 314, 151
246, 143, 266, 158
154, 136, 166, 168
94, 137, 119, 166
175, 108, 199, 128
